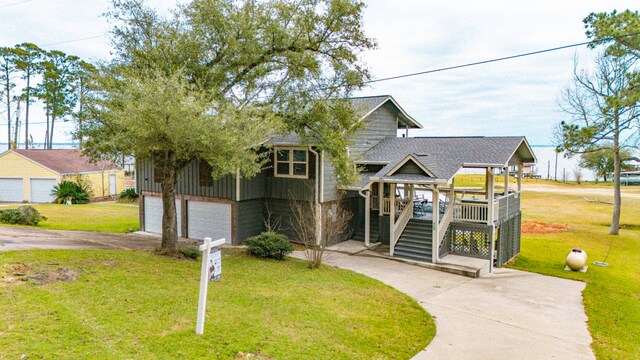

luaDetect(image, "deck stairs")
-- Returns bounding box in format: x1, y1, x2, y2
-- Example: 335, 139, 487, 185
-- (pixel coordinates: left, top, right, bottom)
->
352, 214, 380, 243
393, 218, 433, 262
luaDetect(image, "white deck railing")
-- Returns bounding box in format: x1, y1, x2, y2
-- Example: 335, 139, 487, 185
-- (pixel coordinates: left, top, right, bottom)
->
371, 195, 379, 210
453, 202, 489, 223
436, 203, 454, 259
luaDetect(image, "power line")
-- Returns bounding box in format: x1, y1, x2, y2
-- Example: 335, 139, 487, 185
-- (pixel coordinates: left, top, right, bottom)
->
359, 31, 640, 86
41, 34, 107, 47
0, 0, 36, 9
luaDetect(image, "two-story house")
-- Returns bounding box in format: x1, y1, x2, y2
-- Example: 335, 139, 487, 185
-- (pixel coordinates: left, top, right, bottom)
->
137, 95, 536, 270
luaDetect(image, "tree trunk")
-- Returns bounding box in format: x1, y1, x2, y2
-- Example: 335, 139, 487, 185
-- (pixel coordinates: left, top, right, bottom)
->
24, 73, 30, 149
45, 109, 50, 149
610, 114, 621, 235
49, 115, 55, 149
5, 78, 10, 150
160, 151, 179, 250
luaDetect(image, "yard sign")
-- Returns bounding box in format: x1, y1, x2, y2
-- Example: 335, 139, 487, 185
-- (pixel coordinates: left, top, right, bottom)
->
196, 237, 225, 335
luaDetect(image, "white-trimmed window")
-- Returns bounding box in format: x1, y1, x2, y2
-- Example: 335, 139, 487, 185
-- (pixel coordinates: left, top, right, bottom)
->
275, 147, 308, 178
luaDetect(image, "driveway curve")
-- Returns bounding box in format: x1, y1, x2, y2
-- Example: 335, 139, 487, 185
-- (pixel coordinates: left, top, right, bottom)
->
308, 249, 595, 360
0, 226, 162, 251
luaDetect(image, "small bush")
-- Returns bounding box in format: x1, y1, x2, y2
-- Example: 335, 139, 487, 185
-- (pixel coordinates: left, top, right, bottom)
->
178, 247, 200, 260
0, 206, 47, 226
119, 188, 139, 202
245, 232, 293, 260
51, 181, 91, 204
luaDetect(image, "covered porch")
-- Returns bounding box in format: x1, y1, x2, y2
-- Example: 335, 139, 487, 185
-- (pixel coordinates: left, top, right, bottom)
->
351, 136, 536, 273
359, 163, 524, 272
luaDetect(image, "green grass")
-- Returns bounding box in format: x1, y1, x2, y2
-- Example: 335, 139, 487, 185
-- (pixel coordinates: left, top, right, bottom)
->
454, 173, 640, 191
0, 203, 139, 233
508, 191, 640, 359
0, 249, 434, 359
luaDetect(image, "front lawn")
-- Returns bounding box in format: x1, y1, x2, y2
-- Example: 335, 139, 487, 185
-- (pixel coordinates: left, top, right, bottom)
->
509, 191, 640, 359
0, 249, 434, 359
0, 202, 139, 233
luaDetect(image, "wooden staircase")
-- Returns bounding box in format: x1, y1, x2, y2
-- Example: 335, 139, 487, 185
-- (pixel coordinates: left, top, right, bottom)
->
353, 214, 379, 243
393, 218, 433, 262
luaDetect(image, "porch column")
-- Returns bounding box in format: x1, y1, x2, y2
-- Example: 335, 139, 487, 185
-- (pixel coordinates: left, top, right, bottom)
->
486, 167, 495, 273
409, 184, 415, 219
364, 190, 370, 247
378, 181, 384, 213
389, 182, 396, 256
504, 167, 509, 195
450, 177, 455, 202
432, 186, 440, 263
517, 163, 523, 193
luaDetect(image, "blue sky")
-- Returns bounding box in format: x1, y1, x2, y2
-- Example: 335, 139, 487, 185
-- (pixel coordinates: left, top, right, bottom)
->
0, 0, 635, 147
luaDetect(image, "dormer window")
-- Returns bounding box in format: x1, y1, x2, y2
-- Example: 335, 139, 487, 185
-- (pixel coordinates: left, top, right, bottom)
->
275, 147, 308, 178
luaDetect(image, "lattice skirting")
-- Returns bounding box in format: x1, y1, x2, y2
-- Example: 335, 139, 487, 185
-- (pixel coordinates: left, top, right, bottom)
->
444, 223, 491, 259
497, 212, 522, 266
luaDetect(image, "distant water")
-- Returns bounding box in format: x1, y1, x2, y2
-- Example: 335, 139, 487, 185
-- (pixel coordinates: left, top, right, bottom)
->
1, 143, 598, 181
531, 146, 596, 182
3, 143, 78, 151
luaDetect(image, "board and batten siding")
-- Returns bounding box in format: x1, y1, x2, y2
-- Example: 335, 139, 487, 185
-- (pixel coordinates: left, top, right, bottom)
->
349, 102, 400, 158
323, 102, 400, 202
236, 199, 264, 242
137, 158, 236, 200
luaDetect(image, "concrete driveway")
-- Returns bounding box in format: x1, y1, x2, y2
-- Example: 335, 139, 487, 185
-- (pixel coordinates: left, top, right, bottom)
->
308, 249, 595, 360
0, 226, 162, 251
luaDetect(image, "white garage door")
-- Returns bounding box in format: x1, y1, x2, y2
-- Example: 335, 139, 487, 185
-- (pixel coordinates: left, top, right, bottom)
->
30, 178, 57, 203
0, 178, 23, 202
187, 201, 232, 243
144, 196, 182, 237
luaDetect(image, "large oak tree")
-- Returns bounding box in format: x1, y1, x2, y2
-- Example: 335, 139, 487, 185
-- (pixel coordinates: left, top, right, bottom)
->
83, 0, 376, 250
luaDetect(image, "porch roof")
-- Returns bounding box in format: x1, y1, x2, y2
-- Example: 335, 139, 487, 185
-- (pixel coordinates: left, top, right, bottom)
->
359, 136, 536, 186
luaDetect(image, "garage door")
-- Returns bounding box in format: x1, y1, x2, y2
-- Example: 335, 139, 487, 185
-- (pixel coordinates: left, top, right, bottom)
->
30, 178, 57, 203
187, 201, 232, 243
0, 178, 23, 202
144, 196, 182, 237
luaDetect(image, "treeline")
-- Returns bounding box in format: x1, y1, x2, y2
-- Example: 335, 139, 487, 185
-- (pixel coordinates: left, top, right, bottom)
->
0, 43, 94, 150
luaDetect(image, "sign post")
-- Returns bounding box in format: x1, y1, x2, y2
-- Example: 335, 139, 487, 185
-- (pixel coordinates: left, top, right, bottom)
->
196, 237, 225, 335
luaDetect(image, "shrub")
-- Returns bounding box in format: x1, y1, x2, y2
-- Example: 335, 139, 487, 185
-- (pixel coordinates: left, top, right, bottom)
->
119, 188, 139, 202
51, 181, 91, 204
245, 232, 293, 260
0, 205, 47, 226
178, 247, 200, 260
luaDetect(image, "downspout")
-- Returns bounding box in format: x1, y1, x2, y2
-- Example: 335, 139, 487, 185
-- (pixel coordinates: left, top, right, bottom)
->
358, 186, 370, 247
309, 146, 321, 245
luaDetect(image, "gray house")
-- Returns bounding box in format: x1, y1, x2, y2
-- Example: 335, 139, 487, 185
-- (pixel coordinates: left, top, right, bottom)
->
137, 95, 536, 269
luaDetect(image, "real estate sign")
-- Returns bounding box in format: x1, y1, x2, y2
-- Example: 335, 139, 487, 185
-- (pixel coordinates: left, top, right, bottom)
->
196, 237, 225, 335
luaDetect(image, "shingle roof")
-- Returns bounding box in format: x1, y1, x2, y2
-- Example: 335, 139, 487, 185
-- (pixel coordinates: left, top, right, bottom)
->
269, 95, 422, 145
363, 136, 535, 182
10, 149, 120, 174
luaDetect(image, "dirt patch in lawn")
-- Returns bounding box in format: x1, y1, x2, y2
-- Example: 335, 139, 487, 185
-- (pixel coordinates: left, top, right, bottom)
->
522, 221, 569, 234
1, 262, 78, 286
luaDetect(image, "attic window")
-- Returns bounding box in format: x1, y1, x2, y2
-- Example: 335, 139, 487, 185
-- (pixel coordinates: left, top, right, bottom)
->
274, 147, 308, 178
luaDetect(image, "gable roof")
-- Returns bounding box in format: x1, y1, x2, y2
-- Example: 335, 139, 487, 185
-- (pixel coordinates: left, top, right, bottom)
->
269, 95, 422, 146
7, 149, 120, 174
362, 136, 536, 184
349, 95, 422, 129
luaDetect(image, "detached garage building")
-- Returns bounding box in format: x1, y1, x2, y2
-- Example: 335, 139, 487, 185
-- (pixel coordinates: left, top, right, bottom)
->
0, 149, 125, 203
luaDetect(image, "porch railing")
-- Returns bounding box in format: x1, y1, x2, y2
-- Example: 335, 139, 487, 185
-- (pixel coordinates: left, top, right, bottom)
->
453, 202, 489, 223
371, 195, 379, 210
380, 197, 410, 215
435, 202, 454, 260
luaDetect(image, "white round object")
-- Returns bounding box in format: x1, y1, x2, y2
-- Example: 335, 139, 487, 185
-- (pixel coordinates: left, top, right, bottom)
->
566, 248, 587, 271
